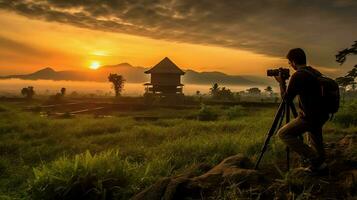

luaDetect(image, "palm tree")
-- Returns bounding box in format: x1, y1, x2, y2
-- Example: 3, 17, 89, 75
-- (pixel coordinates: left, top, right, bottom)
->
209, 83, 219, 97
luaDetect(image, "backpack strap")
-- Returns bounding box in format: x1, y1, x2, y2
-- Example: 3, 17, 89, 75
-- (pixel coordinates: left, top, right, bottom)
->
298, 66, 322, 78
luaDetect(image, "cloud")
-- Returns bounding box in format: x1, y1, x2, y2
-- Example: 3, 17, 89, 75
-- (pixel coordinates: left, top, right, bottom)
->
0, 35, 49, 57
0, 0, 356, 67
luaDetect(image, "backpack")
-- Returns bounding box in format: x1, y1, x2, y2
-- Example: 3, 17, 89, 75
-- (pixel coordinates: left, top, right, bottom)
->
301, 67, 340, 116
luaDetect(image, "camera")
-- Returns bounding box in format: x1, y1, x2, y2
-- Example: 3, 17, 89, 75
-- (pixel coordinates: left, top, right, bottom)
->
267, 68, 290, 79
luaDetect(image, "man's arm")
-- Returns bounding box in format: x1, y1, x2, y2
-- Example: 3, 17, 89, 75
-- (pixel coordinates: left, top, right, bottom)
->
280, 83, 287, 98
275, 72, 299, 101
285, 72, 300, 102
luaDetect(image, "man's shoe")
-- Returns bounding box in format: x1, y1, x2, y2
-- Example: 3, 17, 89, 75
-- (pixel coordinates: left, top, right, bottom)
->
303, 162, 329, 176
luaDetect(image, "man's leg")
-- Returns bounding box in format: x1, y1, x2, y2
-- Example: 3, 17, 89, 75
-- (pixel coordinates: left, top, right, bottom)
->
277, 117, 317, 160
308, 126, 325, 163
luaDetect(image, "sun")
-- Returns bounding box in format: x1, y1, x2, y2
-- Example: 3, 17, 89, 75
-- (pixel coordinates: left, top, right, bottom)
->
89, 61, 101, 70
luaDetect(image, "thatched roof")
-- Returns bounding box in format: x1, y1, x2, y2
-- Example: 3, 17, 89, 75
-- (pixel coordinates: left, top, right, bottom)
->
145, 57, 185, 75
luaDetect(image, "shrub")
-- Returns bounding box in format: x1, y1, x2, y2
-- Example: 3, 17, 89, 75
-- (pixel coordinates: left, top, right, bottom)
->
334, 100, 357, 127
197, 105, 218, 121
28, 150, 140, 200
225, 105, 246, 119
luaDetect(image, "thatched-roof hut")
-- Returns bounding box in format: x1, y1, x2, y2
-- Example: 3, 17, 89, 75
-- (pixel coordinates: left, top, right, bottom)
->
144, 57, 185, 95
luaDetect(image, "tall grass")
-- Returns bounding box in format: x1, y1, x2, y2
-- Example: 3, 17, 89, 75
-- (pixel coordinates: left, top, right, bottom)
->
29, 150, 140, 200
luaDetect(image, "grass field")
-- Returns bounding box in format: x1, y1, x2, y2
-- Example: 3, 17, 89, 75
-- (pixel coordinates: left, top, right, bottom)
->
0, 99, 356, 199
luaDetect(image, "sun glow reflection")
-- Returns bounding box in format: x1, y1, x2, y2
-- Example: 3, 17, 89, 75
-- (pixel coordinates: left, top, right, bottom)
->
89, 61, 101, 70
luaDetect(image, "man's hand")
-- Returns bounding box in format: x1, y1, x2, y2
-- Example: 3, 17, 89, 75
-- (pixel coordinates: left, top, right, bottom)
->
274, 75, 287, 98
274, 75, 283, 85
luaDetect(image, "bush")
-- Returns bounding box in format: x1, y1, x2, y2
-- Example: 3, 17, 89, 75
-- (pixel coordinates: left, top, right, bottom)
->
28, 150, 140, 200
225, 105, 246, 119
197, 105, 218, 121
334, 100, 357, 127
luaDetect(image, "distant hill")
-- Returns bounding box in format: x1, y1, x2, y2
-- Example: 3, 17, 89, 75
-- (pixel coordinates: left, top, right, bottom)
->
2, 63, 149, 83
183, 70, 269, 85
1, 63, 272, 86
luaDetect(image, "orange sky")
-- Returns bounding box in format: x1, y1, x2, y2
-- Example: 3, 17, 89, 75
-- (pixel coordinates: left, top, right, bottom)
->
0, 10, 350, 77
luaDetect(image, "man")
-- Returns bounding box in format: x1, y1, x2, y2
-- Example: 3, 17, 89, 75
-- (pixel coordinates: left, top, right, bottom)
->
276, 48, 329, 174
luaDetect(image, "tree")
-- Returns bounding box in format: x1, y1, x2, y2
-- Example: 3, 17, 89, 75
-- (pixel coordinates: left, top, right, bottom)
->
246, 87, 261, 95
336, 40, 357, 65
209, 83, 234, 100
61, 88, 66, 96
264, 86, 273, 96
108, 73, 125, 97
21, 86, 35, 99
336, 41, 357, 90
219, 87, 234, 100
336, 76, 355, 89
209, 83, 220, 97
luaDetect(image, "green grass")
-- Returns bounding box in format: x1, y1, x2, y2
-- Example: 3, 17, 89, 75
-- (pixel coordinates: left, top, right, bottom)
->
0, 101, 355, 199
29, 150, 140, 200
333, 99, 357, 128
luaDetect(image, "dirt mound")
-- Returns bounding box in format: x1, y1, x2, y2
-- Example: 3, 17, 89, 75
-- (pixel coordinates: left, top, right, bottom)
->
133, 135, 357, 199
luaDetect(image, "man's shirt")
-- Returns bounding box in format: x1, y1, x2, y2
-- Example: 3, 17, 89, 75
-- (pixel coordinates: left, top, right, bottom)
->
285, 66, 328, 123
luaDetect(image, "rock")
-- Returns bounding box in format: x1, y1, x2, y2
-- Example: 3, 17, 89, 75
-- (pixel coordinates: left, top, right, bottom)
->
338, 134, 357, 149
193, 154, 262, 187
132, 155, 265, 200
162, 177, 196, 200
173, 163, 212, 179
132, 163, 211, 200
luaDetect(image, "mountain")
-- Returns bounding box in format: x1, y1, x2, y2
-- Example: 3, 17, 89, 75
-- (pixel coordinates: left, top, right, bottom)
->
183, 70, 266, 85
1, 63, 272, 86
2, 63, 149, 83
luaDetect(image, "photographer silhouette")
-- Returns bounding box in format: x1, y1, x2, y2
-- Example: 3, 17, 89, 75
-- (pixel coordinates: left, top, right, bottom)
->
275, 48, 331, 174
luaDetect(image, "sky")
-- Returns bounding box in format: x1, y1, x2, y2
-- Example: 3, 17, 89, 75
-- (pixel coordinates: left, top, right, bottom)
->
0, 0, 356, 77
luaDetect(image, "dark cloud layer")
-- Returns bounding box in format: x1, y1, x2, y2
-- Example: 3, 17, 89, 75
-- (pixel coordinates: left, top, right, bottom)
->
0, 0, 356, 67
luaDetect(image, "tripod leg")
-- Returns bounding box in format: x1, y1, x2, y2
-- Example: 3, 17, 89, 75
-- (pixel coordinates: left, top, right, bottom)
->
286, 103, 291, 171
254, 100, 286, 170
277, 105, 285, 131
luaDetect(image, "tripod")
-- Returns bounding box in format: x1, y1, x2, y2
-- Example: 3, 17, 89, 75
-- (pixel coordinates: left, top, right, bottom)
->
254, 79, 298, 170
